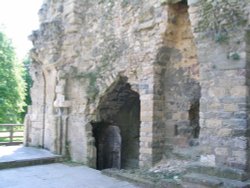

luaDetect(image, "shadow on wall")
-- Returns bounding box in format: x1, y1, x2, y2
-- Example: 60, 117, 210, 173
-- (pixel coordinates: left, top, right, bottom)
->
158, 0, 201, 155
160, 47, 201, 147
245, 27, 250, 173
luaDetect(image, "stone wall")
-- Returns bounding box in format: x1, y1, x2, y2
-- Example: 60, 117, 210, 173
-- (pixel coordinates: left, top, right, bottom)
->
25, 0, 250, 177
27, 0, 169, 166
188, 0, 250, 171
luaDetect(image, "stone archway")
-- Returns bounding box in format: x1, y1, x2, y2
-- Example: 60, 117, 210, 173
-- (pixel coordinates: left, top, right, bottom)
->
92, 77, 140, 170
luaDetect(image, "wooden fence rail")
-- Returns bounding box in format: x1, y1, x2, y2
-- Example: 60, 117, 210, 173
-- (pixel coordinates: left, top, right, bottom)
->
0, 124, 24, 146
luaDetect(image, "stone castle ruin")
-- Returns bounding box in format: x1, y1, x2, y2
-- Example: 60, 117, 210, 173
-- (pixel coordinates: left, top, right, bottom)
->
25, 0, 250, 186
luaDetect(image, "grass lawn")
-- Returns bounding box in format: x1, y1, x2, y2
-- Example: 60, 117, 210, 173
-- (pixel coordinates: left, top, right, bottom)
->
0, 137, 23, 142
0, 126, 24, 131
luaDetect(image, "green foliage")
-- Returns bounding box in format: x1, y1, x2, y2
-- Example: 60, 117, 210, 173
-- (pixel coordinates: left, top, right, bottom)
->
227, 52, 241, 61
21, 57, 33, 120
0, 137, 23, 142
197, 0, 247, 42
0, 31, 26, 123
231, 53, 240, 61
75, 71, 99, 101
214, 33, 229, 44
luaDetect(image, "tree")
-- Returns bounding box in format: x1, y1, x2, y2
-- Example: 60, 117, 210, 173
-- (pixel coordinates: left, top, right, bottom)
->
0, 31, 26, 123
21, 57, 32, 120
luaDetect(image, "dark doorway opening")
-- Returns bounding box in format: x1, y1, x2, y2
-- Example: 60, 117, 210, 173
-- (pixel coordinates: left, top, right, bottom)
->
189, 100, 200, 139
92, 122, 122, 169
92, 78, 140, 170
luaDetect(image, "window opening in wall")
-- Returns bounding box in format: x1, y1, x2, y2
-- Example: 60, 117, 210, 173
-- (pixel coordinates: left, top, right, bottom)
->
189, 101, 200, 139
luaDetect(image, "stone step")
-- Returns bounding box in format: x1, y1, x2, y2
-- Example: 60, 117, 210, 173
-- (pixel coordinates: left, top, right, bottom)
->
223, 179, 250, 188
182, 173, 223, 188
0, 156, 64, 169
102, 169, 155, 188
182, 173, 250, 188
187, 163, 248, 181
102, 169, 182, 188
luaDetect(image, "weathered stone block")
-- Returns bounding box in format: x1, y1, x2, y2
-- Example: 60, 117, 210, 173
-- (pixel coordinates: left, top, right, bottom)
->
223, 104, 238, 112
173, 112, 189, 121
200, 155, 216, 166
140, 148, 153, 155
141, 111, 154, 122
230, 86, 248, 97
140, 125, 153, 132
208, 87, 225, 98
231, 137, 248, 150
217, 128, 232, 137
215, 147, 228, 156
140, 136, 153, 142
205, 119, 222, 128
207, 102, 222, 111
55, 85, 64, 94
222, 119, 247, 128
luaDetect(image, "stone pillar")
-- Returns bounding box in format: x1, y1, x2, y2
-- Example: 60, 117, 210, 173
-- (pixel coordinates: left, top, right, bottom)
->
139, 64, 165, 167
139, 62, 155, 167
54, 70, 71, 155
189, 0, 249, 170
139, 94, 154, 167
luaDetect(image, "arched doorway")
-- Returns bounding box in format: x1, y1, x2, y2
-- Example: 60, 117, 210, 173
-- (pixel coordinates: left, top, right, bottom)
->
92, 77, 140, 170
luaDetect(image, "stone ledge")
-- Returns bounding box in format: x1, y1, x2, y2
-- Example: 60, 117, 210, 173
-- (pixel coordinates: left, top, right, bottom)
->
182, 173, 223, 187
102, 169, 182, 188
102, 169, 155, 188
0, 156, 64, 170
186, 163, 248, 181
182, 173, 250, 188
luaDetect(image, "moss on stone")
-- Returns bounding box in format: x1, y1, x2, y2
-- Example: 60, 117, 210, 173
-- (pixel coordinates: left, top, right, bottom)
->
196, 0, 247, 42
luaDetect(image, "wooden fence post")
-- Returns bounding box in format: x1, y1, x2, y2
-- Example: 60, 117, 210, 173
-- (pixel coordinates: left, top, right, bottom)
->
0, 124, 24, 145
10, 126, 13, 143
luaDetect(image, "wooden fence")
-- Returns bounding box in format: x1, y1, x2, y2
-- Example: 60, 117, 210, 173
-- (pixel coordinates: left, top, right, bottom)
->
0, 124, 24, 146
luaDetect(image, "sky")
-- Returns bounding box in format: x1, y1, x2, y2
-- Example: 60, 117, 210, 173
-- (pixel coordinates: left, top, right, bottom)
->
0, 0, 43, 60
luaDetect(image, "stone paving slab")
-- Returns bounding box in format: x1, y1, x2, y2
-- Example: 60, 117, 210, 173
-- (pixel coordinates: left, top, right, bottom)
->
0, 146, 59, 162
0, 163, 140, 188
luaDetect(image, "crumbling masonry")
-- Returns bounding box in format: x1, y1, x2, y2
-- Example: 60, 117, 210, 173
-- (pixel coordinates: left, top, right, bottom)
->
25, 0, 250, 186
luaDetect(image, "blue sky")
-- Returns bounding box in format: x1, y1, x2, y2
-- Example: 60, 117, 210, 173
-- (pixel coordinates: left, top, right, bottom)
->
0, 0, 43, 59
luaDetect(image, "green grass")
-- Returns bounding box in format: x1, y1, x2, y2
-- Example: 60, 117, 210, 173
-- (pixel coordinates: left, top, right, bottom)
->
0, 137, 23, 142
0, 126, 24, 131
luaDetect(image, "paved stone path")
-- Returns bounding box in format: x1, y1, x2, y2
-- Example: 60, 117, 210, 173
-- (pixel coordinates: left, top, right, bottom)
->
0, 145, 58, 162
0, 146, 139, 188
0, 163, 139, 188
